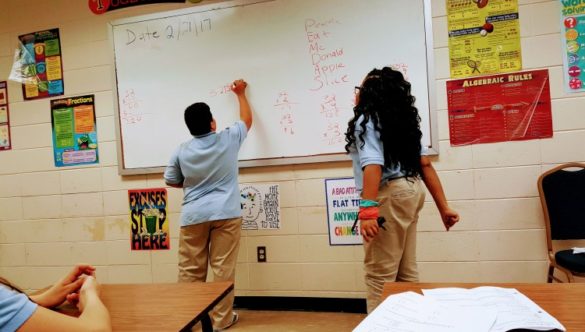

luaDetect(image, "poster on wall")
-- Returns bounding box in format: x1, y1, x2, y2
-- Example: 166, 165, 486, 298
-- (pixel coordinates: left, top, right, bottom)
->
560, 1, 585, 92
129, 188, 170, 250
447, 69, 552, 146
0, 81, 11, 151
89, 0, 185, 14
325, 178, 361, 246
18, 28, 64, 100
447, 0, 521, 78
50, 95, 99, 166
239, 183, 280, 230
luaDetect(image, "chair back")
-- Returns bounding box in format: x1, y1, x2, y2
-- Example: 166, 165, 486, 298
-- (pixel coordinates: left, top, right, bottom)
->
538, 163, 585, 247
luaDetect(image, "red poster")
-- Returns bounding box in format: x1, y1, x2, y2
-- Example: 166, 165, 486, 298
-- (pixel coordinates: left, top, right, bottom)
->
447, 69, 552, 146
89, 0, 185, 14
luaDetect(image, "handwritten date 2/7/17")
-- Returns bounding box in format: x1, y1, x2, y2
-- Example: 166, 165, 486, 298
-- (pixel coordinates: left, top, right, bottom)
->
125, 18, 212, 46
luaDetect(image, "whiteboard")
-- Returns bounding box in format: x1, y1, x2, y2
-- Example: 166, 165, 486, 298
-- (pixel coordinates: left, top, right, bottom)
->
110, 0, 437, 175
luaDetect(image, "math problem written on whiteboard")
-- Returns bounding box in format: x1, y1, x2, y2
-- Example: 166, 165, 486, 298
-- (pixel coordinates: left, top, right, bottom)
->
110, 0, 435, 173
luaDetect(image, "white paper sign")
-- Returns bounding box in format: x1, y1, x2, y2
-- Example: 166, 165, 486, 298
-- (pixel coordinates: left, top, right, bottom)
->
239, 183, 280, 230
325, 177, 361, 245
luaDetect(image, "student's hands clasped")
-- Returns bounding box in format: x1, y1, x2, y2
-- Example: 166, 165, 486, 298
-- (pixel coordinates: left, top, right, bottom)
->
76, 275, 101, 312
231, 79, 247, 95
30, 264, 96, 308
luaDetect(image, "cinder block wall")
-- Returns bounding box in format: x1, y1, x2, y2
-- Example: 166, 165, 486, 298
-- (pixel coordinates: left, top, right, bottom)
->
0, 0, 583, 296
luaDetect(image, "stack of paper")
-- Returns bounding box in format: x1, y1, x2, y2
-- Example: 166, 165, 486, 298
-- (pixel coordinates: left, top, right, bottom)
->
353, 291, 496, 332
423, 287, 565, 332
354, 287, 565, 332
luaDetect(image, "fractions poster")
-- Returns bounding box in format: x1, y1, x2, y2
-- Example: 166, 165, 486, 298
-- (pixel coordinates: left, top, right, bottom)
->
0, 81, 10, 151
129, 188, 170, 250
447, 69, 552, 146
447, 0, 521, 78
50, 95, 99, 166
18, 28, 64, 100
325, 178, 361, 246
560, 1, 585, 92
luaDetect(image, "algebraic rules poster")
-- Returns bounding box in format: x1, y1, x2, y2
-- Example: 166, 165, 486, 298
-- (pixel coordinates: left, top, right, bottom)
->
447, 69, 552, 146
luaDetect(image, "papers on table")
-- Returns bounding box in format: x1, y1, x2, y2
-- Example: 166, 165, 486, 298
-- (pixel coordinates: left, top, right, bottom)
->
354, 287, 565, 332
353, 291, 496, 332
572, 247, 585, 254
423, 287, 565, 332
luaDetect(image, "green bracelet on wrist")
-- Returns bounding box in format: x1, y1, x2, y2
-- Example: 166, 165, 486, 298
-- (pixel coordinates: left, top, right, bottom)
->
359, 199, 379, 207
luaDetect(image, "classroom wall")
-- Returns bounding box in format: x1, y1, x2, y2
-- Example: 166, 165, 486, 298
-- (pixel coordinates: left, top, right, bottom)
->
0, 0, 583, 297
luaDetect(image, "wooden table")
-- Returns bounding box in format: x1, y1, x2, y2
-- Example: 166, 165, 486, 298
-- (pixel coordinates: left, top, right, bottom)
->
382, 282, 585, 331
101, 281, 233, 331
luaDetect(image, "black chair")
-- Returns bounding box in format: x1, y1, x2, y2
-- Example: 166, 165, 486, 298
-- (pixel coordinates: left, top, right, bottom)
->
538, 162, 585, 282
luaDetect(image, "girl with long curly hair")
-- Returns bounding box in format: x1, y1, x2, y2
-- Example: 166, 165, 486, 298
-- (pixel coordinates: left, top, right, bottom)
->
346, 67, 460, 313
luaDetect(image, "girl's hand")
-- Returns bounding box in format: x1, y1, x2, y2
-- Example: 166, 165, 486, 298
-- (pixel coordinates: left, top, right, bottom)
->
441, 208, 460, 231
76, 276, 100, 312
360, 219, 379, 242
31, 264, 95, 308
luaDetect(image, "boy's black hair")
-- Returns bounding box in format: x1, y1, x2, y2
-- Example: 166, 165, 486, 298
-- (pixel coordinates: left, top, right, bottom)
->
184, 102, 213, 135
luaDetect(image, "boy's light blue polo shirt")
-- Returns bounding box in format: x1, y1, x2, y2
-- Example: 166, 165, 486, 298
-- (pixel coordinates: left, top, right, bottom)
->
0, 286, 38, 331
164, 121, 247, 226
349, 115, 426, 192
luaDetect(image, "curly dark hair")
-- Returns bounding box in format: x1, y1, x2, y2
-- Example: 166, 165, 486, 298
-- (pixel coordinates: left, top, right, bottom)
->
345, 67, 422, 178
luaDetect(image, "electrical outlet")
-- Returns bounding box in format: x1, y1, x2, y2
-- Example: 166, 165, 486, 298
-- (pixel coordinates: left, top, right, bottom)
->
257, 246, 267, 262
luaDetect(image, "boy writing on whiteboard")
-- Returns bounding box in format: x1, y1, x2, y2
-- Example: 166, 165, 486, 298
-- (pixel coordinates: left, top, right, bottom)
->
164, 79, 251, 331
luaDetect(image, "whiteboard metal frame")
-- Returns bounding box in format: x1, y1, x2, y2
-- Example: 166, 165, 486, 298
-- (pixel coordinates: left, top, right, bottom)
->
109, 0, 438, 175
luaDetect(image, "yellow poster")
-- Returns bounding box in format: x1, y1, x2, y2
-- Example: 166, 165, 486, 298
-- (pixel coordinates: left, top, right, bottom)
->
24, 83, 39, 98
447, 0, 521, 78
46, 56, 63, 81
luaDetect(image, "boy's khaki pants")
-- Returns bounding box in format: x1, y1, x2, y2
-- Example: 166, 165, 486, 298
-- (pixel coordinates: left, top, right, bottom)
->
178, 218, 241, 329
